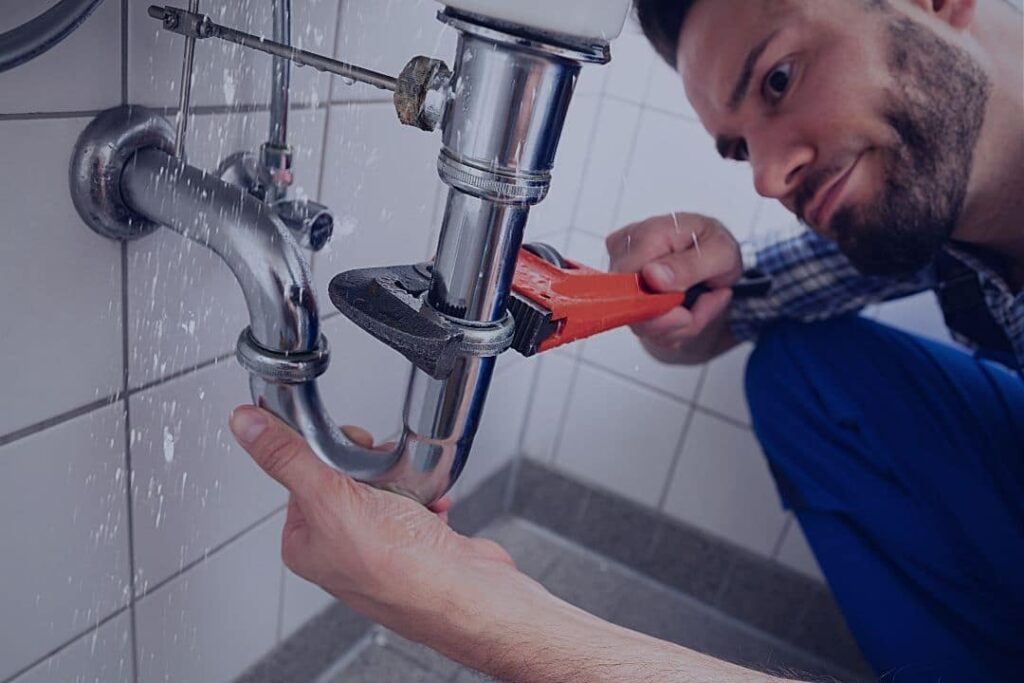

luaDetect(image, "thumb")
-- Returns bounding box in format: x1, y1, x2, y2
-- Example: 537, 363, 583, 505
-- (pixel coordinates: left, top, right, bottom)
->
230, 405, 334, 502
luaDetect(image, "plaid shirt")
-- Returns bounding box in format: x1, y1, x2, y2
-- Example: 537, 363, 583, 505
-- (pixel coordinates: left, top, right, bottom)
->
729, 229, 1024, 371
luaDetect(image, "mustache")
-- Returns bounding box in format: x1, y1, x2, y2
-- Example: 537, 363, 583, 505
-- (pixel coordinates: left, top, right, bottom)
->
793, 164, 848, 225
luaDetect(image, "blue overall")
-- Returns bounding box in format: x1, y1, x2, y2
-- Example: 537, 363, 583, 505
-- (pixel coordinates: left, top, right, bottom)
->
745, 316, 1024, 682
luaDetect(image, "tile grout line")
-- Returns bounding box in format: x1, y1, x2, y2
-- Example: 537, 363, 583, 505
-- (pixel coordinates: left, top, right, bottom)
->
132, 503, 288, 604
656, 365, 709, 510
120, 246, 141, 683
0, 605, 132, 683
769, 514, 795, 561
0, 109, 105, 121
572, 355, 753, 430
0, 395, 122, 449
125, 350, 237, 398
308, 0, 347, 280
120, 7, 137, 678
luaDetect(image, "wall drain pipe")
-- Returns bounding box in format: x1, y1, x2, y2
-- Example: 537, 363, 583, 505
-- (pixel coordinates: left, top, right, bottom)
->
70, 8, 610, 504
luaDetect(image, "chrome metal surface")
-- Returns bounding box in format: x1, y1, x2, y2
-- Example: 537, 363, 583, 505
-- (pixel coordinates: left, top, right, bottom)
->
217, 150, 264, 195
173, 0, 200, 158
73, 7, 607, 505
273, 198, 334, 252
429, 191, 530, 320
69, 105, 177, 241
440, 9, 610, 64
236, 327, 330, 384
147, 5, 398, 92
0, 0, 104, 73
264, 0, 292, 202
123, 146, 318, 352
427, 11, 592, 322
109, 136, 484, 503
269, 0, 291, 151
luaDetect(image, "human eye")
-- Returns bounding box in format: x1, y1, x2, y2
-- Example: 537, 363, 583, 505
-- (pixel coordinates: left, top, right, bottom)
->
761, 61, 794, 103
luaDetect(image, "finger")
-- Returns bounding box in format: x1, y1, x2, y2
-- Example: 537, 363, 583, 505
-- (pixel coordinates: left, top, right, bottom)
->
642, 242, 736, 293
607, 224, 678, 275
341, 425, 375, 449
688, 288, 733, 331
230, 406, 342, 502
630, 307, 694, 339
428, 496, 453, 514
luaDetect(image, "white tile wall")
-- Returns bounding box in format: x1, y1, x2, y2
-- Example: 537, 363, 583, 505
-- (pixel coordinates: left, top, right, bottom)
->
521, 352, 577, 463
10, 612, 133, 683
0, 1, 121, 114
574, 98, 643, 237
698, 343, 754, 425
0, 405, 130, 682
128, 0, 338, 109
281, 570, 337, 639
0, 117, 122, 436
555, 364, 688, 507
616, 110, 759, 239
663, 412, 788, 555
134, 512, 283, 683
333, 0, 458, 102
775, 517, 825, 581
128, 360, 287, 594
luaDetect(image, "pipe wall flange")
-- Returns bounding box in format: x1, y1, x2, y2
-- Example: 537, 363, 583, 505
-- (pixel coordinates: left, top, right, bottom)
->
69, 105, 176, 241
236, 327, 331, 384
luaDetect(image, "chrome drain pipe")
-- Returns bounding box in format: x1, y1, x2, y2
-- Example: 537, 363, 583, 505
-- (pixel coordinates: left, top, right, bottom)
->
70, 10, 609, 504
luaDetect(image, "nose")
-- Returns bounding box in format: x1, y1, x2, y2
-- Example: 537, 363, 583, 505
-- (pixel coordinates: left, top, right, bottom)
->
749, 132, 814, 201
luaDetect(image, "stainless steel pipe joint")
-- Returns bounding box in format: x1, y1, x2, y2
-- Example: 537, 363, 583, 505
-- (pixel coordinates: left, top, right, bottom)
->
68, 10, 610, 505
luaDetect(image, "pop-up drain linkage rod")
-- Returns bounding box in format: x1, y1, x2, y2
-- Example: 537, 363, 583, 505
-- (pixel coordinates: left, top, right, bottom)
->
148, 5, 452, 131
148, 4, 398, 91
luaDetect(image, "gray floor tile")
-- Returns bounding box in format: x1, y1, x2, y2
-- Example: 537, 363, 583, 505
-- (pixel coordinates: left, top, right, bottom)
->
511, 461, 589, 537
638, 519, 732, 605
449, 667, 499, 683
572, 488, 659, 568
477, 518, 563, 579
236, 603, 371, 683
329, 644, 448, 683
714, 550, 822, 643
449, 465, 512, 537
537, 546, 631, 620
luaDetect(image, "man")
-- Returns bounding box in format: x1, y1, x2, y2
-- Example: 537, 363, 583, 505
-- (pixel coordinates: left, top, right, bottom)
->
230, 0, 1023, 680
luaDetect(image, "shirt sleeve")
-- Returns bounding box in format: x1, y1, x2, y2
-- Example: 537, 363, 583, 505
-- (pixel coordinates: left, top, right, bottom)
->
728, 230, 936, 342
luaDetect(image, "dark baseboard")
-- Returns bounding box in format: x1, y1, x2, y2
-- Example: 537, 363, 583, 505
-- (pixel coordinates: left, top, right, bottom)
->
511, 459, 871, 676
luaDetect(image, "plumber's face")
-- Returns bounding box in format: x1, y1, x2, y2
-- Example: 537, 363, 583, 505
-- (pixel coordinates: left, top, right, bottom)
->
677, 0, 989, 276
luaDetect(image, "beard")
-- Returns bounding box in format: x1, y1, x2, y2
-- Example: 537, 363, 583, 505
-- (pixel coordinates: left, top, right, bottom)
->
819, 16, 990, 277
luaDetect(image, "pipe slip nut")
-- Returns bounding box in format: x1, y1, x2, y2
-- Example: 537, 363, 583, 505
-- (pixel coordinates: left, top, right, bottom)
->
394, 56, 452, 132
235, 327, 331, 384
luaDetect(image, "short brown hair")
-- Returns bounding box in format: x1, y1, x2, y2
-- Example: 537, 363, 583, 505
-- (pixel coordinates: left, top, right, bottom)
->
634, 0, 701, 67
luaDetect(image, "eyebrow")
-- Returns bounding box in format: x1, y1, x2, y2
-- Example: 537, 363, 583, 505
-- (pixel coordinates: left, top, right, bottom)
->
727, 30, 781, 112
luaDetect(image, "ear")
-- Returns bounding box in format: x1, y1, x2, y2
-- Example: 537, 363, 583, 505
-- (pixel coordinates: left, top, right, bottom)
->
907, 0, 977, 30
